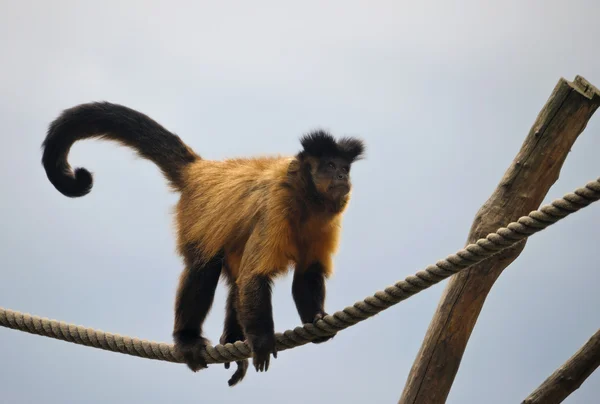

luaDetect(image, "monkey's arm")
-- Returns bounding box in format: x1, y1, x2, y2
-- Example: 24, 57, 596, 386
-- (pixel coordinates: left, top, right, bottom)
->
292, 261, 336, 344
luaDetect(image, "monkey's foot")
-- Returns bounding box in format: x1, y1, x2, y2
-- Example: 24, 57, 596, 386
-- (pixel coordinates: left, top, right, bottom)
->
311, 312, 336, 344
219, 332, 249, 386
248, 333, 277, 372
173, 331, 210, 372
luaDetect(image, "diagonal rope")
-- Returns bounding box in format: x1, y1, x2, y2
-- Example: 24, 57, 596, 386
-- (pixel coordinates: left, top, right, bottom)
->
1, 177, 599, 365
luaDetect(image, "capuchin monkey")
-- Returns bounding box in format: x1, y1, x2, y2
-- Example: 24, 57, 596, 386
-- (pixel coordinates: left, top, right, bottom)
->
41, 101, 365, 386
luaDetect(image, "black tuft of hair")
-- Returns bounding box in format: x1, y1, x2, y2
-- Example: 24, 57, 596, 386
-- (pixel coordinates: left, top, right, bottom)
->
298, 130, 365, 162
337, 136, 366, 162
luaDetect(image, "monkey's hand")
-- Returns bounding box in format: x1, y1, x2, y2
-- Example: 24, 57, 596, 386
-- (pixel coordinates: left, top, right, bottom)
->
247, 333, 277, 372
174, 333, 210, 372
311, 312, 336, 344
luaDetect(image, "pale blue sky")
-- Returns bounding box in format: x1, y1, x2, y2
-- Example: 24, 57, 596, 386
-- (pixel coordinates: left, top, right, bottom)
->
1, 1, 599, 403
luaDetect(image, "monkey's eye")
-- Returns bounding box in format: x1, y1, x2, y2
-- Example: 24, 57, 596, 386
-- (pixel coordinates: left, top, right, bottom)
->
341, 166, 349, 173
328, 162, 335, 169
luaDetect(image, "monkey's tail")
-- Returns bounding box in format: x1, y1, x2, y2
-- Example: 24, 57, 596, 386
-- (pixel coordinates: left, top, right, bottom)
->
41, 101, 200, 197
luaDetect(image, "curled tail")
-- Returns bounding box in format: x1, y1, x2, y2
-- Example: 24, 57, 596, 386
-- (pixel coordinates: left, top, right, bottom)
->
41, 102, 199, 197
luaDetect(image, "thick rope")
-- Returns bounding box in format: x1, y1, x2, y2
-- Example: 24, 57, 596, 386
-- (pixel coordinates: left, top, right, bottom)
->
1, 177, 599, 366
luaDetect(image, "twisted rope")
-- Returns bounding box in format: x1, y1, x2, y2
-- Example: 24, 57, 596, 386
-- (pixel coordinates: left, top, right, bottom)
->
1, 177, 599, 365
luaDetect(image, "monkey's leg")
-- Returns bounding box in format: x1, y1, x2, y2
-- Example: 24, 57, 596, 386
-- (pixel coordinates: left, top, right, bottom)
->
237, 273, 277, 372
292, 261, 336, 344
219, 280, 249, 386
172, 248, 223, 372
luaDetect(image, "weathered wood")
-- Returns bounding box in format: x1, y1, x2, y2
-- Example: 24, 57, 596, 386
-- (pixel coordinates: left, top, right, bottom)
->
522, 329, 600, 404
398, 75, 600, 404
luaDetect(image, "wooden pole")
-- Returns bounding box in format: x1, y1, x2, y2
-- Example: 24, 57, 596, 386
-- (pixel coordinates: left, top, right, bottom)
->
522, 329, 600, 404
398, 75, 600, 404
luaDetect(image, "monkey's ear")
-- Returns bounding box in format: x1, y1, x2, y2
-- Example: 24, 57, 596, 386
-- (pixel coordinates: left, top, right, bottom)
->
338, 137, 366, 162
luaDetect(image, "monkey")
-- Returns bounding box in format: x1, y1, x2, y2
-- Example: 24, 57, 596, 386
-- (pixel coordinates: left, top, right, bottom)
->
41, 101, 365, 386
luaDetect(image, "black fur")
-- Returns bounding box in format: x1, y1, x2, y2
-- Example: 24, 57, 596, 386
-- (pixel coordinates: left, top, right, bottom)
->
292, 262, 336, 344
173, 246, 223, 372
292, 262, 326, 324
298, 130, 365, 162
220, 278, 245, 347
219, 275, 249, 386
41, 101, 198, 197
237, 274, 277, 372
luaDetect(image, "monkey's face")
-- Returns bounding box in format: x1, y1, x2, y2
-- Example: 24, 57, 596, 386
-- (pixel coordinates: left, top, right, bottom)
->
311, 156, 352, 201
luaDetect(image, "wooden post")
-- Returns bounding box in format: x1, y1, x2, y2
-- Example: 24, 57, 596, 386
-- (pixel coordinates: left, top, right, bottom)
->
522, 329, 600, 404
398, 75, 600, 404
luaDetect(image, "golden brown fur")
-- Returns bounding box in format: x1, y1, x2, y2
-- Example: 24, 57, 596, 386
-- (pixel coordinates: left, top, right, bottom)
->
176, 156, 343, 280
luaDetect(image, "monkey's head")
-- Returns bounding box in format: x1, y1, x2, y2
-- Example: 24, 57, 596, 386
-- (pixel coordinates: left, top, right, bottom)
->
296, 130, 365, 209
